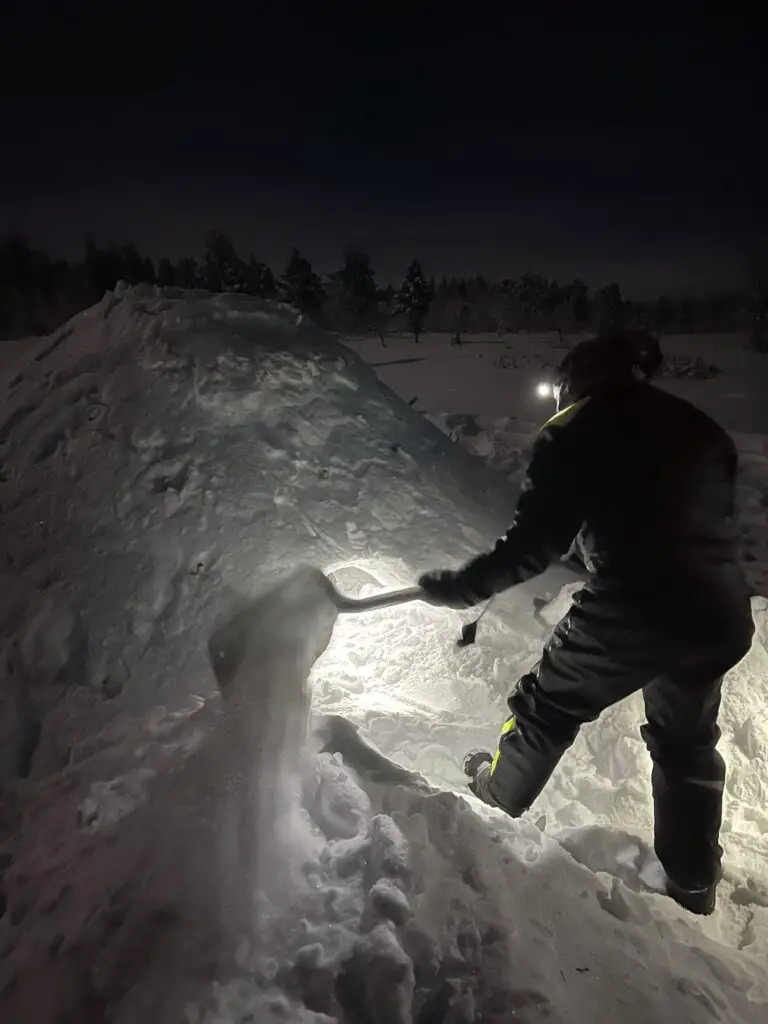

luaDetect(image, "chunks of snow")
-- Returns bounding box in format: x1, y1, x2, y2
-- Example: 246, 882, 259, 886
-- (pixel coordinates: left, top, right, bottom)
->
367, 878, 411, 925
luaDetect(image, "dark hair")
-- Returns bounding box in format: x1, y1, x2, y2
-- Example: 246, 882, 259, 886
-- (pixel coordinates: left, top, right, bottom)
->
556, 330, 663, 398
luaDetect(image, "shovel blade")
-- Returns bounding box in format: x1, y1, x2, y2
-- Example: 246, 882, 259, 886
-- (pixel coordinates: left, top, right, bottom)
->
457, 619, 479, 647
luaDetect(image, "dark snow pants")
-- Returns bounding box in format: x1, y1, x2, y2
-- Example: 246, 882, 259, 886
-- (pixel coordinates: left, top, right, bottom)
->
487, 585, 754, 890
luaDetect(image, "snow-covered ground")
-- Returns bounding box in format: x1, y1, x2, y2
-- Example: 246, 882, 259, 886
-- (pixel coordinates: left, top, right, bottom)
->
0, 291, 767, 1022
342, 331, 768, 433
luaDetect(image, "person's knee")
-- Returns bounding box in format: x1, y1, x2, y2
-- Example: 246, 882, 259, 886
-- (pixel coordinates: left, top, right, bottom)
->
508, 672, 581, 747
641, 719, 722, 760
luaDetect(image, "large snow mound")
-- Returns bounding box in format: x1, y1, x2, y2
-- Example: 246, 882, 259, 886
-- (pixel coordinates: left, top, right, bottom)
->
1, 289, 767, 1022
0, 285, 513, 783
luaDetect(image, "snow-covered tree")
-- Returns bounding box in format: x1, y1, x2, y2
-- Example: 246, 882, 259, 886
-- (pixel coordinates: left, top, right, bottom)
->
514, 273, 549, 323
337, 247, 378, 328
157, 258, 175, 287
653, 294, 676, 334
119, 242, 155, 285
568, 279, 591, 325
83, 236, 154, 294
245, 255, 276, 298
0, 232, 34, 288
201, 232, 248, 292
174, 257, 200, 290
372, 287, 396, 346
281, 247, 326, 316
595, 282, 626, 332
395, 258, 433, 343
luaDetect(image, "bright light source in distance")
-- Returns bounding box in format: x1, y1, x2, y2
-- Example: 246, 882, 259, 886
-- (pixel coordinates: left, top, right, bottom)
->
535, 382, 553, 399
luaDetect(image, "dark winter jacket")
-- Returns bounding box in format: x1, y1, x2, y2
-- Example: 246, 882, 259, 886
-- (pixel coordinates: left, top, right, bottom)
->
461, 382, 753, 647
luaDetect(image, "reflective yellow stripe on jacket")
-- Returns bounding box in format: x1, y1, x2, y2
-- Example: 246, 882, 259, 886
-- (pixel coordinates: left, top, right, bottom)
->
490, 715, 517, 775
537, 396, 591, 435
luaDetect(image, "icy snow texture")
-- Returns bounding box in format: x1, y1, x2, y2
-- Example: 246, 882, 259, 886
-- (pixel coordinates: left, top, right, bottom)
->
0, 290, 767, 1022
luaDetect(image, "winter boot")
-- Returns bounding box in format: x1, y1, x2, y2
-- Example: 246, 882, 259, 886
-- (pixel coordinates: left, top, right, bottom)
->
666, 879, 718, 916
462, 750, 499, 807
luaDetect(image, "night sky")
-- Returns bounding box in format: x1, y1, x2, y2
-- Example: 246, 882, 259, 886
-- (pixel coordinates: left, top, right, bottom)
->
0, 5, 762, 298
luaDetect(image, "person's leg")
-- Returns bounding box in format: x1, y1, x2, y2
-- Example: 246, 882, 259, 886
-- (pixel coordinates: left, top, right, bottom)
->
486, 589, 666, 816
641, 669, 725, 909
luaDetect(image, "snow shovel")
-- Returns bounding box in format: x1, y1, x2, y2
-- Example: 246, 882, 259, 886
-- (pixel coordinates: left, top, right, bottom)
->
207, 567, 426, 692
332, 581, 425, 613
456, 596, 495, 647
338, 580, 494, 649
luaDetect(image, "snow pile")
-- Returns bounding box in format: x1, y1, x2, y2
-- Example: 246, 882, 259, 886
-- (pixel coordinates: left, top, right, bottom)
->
0, 285, 514, 788
426, 411, 536, 489
2, 616, 768, 1021
1, 290, 767, 1021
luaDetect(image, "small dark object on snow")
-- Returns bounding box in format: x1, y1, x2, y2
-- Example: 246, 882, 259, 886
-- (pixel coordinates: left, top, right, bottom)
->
456, 599, 494, 646
457, 619, 479, 646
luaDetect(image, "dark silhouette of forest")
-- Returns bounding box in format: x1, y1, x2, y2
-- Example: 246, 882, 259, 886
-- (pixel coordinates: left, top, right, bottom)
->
1, 230, 765, 348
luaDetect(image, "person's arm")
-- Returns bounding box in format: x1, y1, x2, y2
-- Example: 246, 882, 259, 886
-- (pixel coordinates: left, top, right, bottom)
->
463, 420, 592, 597
420, 406, 595, 607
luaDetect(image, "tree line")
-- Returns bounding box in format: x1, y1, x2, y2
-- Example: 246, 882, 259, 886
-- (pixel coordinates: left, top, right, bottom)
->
1, 230, 765, 346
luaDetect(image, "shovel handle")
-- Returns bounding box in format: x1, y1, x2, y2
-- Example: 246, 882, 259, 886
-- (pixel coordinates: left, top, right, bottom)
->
333, 585, 425, 613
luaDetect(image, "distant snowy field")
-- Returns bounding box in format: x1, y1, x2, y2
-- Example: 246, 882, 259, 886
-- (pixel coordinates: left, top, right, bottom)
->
341, 330, 768, 431
0, 294, 766, 1022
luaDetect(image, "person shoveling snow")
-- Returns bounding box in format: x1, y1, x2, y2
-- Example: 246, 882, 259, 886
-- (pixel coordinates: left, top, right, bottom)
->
419, 330, 754, 916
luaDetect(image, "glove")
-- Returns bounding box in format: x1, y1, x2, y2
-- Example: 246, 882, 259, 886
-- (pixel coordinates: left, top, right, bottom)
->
418, 568, 482, 609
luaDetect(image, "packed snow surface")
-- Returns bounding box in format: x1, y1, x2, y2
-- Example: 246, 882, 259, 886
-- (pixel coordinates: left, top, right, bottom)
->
1, 289, 767, 1022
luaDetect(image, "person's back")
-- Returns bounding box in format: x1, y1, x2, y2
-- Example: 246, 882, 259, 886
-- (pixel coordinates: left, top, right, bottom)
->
560, 382, 750, 642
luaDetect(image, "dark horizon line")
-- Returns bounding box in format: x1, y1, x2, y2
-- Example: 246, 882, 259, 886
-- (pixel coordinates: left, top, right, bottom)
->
1, 228, 751, 304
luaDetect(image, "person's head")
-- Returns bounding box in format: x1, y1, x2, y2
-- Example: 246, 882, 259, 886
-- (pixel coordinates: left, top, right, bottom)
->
553, 330, 663, 411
